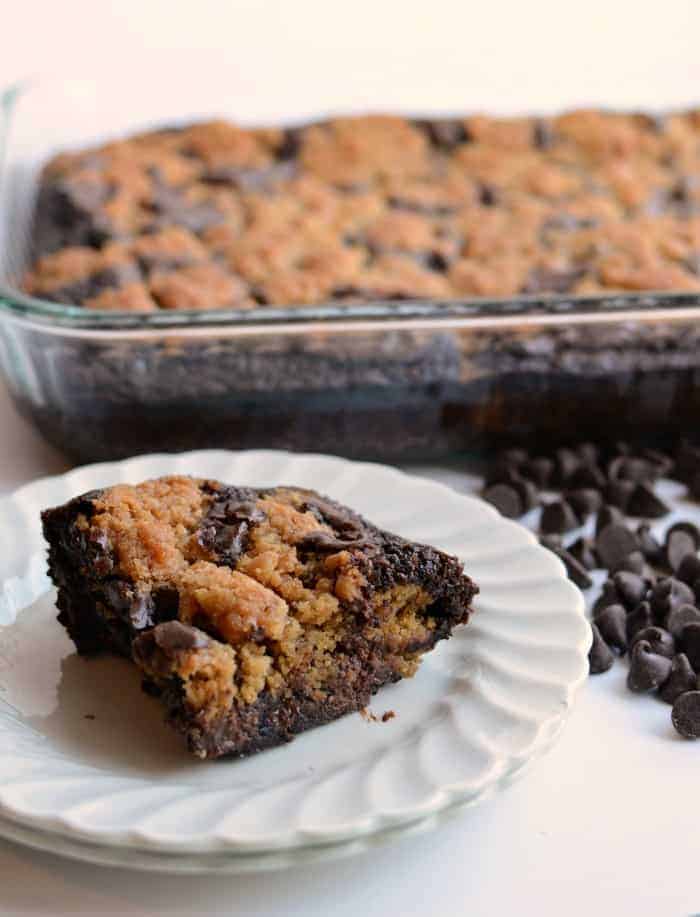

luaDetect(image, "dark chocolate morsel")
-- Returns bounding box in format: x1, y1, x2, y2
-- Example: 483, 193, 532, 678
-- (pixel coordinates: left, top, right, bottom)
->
551, 448, 581, 487
612, 571, 648, 610
589, 623, 615, 674
630, 625, 675, 659
524, 457, 553, 488
659, 653, 697, 704
665, 528, 697, 573
607, 456, 656, 484
596, 505, 625, 536
679, 621, 700, 671
641, 448, 674, 477
569, 463, 607, 490
550, 547, 593, 589
297, 531, 370, 552
636, 523, 663, 565
593, 603, 628, 653
603, 479, 635, 512
595, 524, 639, 571
675, 440, 700, 485
666, 603, 700, 640
671, 690, 700, 738
676, 553, 700, 587
499, 448, 529, 467
593, 580, 620, 615
568, 537, 598, 570
482, 483, 523, 519
649, 577, 695, 625
154, 620, 210, 652
626, 484, 670, 519
576, 442, 600, 466
609, 551, 645, 576
540, 499, 580, 535
566, 489, 603, 520
102, 580, 155, 630
667, 520, 700, 547
512, 477, 539, 512
627, 640, 673, 692
626, 601, 654, 643
539, 534, 563, 551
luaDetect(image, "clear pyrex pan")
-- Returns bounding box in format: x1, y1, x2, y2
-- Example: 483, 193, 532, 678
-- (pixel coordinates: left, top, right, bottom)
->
2, 78, 700, 462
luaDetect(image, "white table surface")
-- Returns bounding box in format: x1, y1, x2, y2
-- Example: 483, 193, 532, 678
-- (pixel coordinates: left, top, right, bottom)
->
3, 1, 700, 911
2, 379, 699, 917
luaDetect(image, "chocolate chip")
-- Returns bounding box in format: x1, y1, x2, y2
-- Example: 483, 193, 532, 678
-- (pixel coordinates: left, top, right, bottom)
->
596, 505, 626, 536
626, 601, 653, 643
594, 603, 628, 653
422, 119, 470, 149
540, 499, 580, 534
667, 521, 700, 549
500, 448, 529, 467
153, 620, 209, 652
589, 623, 615, 674
627, 640, 673, 692
485, 464, 525, 487
607, 456, 656, 484
533, 119, 554, 150
671, 690, 700, 738
665, 528, 697, 572
576, 442, 600, 466
593, 580, 619, 615
675, 440, 700, 485
479, 183, 498, 206
690, 470, 700, 502
512, 478, 539, 512
568, 537, 598, 570
482, 483, 523, 518
565, 489, 603, 520
604, 479, 635, 511
679, 621, 700, 670
540, 534, 563, 551
552, 547, 593, 589
630, 626, 675, 659
677, 553, 700, 587
297, 531, 369, 552
636, 523, 663, 565
610, 551, 646, 576
596, 523, 639, 571
103, 580, 154, 629
627, 484, 670, 519
641, 448, 674, 478
650, 577, 695, 625
659, 654, 696, 704
570, 464, 607, 490
666, 603, 700, 640
524, 457, 554, 488
612, 571, 648, 610
551, 448, 581, 487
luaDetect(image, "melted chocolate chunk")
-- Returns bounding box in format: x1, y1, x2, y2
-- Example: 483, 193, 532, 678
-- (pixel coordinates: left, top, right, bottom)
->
196, 488, 266, 565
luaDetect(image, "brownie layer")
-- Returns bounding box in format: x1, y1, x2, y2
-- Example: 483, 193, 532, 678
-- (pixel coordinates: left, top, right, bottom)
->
22, 110, 700, 311
42, 478, 477, 758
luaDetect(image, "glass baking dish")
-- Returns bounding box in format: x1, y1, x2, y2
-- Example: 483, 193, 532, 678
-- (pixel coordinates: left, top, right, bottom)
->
3, 78, 700, 464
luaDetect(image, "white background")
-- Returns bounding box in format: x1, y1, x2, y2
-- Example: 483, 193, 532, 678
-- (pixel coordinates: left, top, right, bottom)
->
2, 1, 700, 914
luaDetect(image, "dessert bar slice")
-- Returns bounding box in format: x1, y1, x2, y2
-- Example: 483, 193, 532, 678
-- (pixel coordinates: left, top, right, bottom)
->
42, 476, 478, 758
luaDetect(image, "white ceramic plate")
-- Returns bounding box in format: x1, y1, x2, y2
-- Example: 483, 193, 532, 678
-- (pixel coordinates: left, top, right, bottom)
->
0, 450, 590, 869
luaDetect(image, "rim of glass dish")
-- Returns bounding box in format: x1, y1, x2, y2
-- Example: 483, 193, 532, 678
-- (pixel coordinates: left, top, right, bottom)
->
3, 81, 700, 331
4, 285, 700, 331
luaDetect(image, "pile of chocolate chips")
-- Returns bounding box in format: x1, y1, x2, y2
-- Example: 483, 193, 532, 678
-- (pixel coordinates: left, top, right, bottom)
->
482, 440, 700, 740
